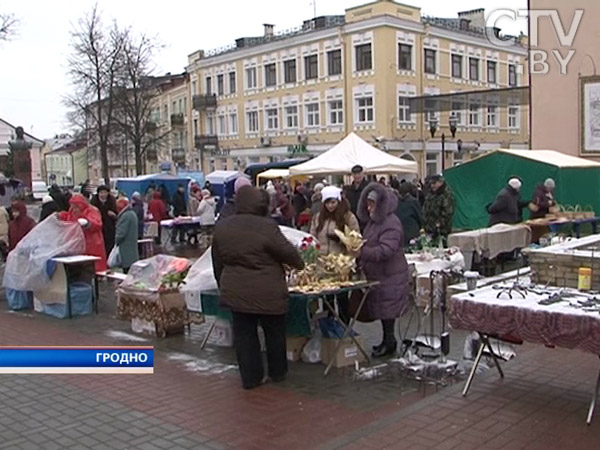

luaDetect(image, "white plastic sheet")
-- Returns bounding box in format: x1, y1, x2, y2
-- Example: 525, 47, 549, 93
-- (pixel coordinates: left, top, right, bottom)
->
3, 215, 86, 291
182, 225, 313, 293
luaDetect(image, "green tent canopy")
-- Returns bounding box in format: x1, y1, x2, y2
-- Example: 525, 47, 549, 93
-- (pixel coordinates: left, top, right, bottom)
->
444, 149, 600, 230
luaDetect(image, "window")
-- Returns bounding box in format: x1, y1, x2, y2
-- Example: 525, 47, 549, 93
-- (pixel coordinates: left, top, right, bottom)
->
424, 98, 439, 122
229, 71, 236, 94
426, 152, 439, 177
265, 108, 279, 130
328, 100, 343, 125
305, 54, 318, 80
327, 49, 342, 76
356, 97, 374, 123
398, 96, 413, 123
451, 101, 464, 125
508, 106, 519, 128
508, 64, 517, 86
487, 61, 497, 84
206, 113, 215, 135
193, 119, 198, 135
306, 103, 320, 127
229, 113, 238, 134
217, 75, 224, 96
264, 63, 277, 87
205, 77, 212, 95
245, 67, 257, 89
469, 58, 479, 81
246, 111, 259, 133
424, 49, 436, 74
355, 43, 372, 72
284, 59, 297, 84
217, 115, 226, 135
398, 44, 412, 70
284, 106, 299, 129
469, 103, 481, 126
487, 105, 498, 127
451, 55, 463, 78
192, 80, 198, 95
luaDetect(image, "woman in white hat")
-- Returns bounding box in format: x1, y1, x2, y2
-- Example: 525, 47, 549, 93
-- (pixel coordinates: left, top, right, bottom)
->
309, 186, 359, 256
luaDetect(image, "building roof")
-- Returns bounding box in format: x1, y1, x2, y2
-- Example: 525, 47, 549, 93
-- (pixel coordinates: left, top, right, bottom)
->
498, 149, 600, 168
0, 118, 44, 145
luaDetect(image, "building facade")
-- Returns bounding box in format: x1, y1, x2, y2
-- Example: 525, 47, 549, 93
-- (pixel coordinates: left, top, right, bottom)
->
0, 118, 45, 187
45, 134, 88, 187
529, 0, 600, 160
184, 0, 529, 177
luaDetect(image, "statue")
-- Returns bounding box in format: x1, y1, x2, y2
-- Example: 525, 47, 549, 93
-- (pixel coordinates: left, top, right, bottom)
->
6, 126, 32, 186
8, 127, 33, 152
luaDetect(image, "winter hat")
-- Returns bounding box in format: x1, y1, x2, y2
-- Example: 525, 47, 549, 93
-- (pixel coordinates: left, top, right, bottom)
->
201, 189, 211, 198
367, 190, 379, 202
544, 178, 556, 189
321, 186, 342, 202
42, 195, 53, 205
116, 197, 129, 213
313, 183, 324, 192
508, 178, 522, 191
132, 191, 141, 200
234, 177, 251, 194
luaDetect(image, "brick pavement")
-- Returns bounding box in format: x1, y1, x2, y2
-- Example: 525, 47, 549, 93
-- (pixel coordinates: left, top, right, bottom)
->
2, 285, 600, 449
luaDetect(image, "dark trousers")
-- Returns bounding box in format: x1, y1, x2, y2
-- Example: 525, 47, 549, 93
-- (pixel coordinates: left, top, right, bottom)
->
231, 311, 287, 389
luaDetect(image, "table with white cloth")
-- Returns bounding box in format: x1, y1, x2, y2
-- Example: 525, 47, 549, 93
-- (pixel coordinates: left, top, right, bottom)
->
449, 282, 600, 424
143, 222, 158, 239
448, 224, 532, 271
160, 217, 206, 244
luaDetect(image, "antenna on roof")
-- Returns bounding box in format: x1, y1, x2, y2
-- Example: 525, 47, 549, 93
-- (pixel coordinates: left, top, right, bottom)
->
311, 0, 316, 18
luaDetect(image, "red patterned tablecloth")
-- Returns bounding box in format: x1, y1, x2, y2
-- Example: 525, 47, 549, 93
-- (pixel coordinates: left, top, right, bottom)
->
449, 287, 600, 355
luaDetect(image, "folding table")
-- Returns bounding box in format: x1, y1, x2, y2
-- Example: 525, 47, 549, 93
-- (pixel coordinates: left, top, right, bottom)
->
51, 255, 100, 318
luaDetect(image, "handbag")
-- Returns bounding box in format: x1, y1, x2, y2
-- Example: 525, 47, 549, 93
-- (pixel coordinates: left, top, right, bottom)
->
348, 289, 374, 323
107, 245, 122, 268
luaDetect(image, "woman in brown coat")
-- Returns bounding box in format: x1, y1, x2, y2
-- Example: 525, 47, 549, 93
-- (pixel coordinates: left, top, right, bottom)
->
212, 186, 304, 389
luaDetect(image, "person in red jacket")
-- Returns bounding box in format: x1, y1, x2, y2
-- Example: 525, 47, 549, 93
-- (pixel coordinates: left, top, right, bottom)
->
58, 194, 107, 271
148, 191, 168, 244
8, 201, 36, 251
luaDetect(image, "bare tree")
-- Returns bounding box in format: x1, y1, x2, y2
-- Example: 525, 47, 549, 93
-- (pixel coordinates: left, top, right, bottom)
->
65, 5, 125, 186
0, 13, 18, 41
114, 33, 170, 175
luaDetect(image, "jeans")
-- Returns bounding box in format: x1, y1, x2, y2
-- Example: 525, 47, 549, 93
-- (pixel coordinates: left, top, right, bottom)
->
231, 311, 287, 389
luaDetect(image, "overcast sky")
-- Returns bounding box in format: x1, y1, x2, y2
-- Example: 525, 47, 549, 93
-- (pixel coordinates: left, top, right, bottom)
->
0, 0, 527, 140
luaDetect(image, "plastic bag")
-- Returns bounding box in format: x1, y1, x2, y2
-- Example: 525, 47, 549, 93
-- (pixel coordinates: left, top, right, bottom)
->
107, 246, 122, 268
120, 254, 191, 291
182, 226, 315, 293
301, 329, 322, 363
3, 215, 86, 291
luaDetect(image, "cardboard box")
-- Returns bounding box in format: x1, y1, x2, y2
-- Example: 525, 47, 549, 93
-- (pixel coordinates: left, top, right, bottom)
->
321, 336, 366, 369
286, 336, 308, 362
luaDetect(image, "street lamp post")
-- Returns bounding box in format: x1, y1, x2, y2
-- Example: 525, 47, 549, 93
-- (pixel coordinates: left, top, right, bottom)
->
429, 115, 459, 173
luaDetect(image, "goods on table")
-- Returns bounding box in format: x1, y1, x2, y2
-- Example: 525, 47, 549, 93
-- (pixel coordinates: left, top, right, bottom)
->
333, 226, 364, 252
121, 254, 191, 292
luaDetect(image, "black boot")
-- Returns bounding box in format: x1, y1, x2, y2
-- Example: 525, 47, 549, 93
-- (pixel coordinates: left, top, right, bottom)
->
372, 319, 397, 358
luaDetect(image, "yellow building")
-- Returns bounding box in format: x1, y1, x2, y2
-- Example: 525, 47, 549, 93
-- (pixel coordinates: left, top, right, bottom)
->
184, 0, 529, 177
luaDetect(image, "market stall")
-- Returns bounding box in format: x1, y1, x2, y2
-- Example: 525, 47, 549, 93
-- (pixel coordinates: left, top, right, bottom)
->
115, 173, 192, 201
205, 170, 246, 212
450, 277, 600, 424
444, 149, 600, 230
289, 132, 418, 176
448, 223, 531, 272
116, 255, 194, 337
256, 169, 308, 185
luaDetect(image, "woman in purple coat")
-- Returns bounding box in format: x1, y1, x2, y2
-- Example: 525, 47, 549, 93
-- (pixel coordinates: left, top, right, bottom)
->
358, 182, 410, 357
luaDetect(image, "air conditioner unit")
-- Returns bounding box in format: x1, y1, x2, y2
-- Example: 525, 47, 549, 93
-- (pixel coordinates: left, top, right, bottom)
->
297, 134, 308, 144
260, 136, 272, 147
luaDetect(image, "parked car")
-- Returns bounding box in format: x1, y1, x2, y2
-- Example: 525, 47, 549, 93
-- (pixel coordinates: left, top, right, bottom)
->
31, 180, 48, 201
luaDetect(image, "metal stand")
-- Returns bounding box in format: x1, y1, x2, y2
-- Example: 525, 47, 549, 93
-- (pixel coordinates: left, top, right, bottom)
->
200, 320, 217, 349
322, 287, 372, 376
462, 333, 505, 397
587, 356, 600, 425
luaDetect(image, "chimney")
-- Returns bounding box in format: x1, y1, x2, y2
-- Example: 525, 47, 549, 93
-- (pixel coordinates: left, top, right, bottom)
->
263, 24, 274, 38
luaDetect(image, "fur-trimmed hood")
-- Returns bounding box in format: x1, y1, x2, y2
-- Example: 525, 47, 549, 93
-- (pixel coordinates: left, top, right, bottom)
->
357, 182, 398, 224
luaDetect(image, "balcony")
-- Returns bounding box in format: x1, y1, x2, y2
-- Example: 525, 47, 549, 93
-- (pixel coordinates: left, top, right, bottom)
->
170, 113, 184, 126
192, 94, 217, 110
195, 134, 219, 149
171, 147, 186, 163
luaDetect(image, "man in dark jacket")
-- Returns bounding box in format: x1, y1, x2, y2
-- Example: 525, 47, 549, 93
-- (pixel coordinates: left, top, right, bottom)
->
90, 185, 117, 256
49, 184, 69, 211
171, 184, 187, 243
345, 165, 369, 217
394, 183, 424, 245
218, 177, 251, 222
487, 178, 523, 226
212, 186, 304, 389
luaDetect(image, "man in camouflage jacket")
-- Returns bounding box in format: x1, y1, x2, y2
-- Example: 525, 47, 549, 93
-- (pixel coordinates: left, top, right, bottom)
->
423, 175, 454, 244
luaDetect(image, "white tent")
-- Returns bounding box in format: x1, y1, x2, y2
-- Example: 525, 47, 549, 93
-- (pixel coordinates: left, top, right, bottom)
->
289, 132, 418, 176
